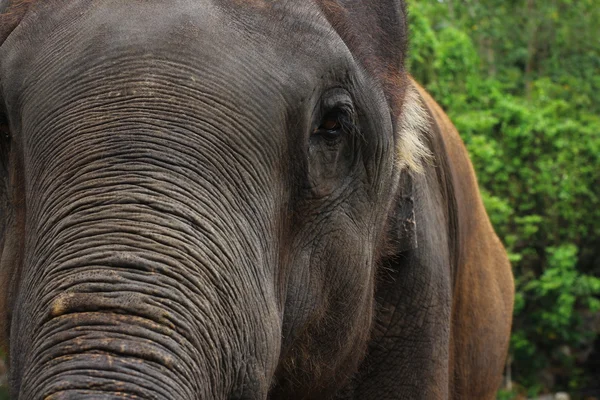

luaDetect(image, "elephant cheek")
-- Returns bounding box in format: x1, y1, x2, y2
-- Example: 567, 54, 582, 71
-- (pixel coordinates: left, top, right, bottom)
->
275, 241, 375, 397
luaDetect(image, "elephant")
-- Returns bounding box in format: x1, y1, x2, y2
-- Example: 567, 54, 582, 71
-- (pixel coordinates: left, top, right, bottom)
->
0, 0, 514, 399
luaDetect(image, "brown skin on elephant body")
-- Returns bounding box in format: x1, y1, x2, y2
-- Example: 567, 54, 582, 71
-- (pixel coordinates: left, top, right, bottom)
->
0, 0, 513, 399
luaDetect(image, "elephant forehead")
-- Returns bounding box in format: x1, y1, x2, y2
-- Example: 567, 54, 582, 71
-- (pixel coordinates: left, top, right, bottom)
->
18, 0, 340, 59
2, 0, 354, 107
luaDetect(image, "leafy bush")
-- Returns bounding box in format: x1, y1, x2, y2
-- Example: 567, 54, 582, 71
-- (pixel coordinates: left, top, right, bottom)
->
408, 0, 600, 396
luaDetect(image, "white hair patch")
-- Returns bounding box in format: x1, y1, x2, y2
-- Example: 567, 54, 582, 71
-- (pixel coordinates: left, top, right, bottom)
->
395, 85, 432, 174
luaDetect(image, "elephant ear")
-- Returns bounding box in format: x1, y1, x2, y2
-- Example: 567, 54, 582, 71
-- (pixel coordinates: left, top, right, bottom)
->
317, 0, 409, 112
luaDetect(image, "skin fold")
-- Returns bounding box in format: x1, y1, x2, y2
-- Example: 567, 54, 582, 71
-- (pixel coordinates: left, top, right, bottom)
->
0, 0, 514, 399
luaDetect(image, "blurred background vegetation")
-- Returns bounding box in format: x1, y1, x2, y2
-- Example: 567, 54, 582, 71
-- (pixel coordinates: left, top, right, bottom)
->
407, 0, 600, 398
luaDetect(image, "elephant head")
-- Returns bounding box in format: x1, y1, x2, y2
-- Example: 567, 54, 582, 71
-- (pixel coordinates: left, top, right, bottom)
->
0, 1, 513, 399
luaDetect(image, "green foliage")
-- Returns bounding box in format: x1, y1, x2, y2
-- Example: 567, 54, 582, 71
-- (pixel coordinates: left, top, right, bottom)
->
408, 0, 600, 395
497, 389, 518, 400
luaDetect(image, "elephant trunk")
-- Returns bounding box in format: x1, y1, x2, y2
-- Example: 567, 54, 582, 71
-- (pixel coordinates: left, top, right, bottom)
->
21, 308, 201, 399
14, 228, 279, 399
10, 121, 283, 398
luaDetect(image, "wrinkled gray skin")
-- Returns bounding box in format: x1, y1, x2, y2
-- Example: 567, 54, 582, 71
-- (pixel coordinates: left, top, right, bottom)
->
0, 0, 512, 399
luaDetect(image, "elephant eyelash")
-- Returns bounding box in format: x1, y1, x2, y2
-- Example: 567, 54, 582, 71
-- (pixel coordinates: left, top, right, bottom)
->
313, 106, 358, 143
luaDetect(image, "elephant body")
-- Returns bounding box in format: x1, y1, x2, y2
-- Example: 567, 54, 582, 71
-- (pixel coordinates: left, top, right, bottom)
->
0, 0, 513, 399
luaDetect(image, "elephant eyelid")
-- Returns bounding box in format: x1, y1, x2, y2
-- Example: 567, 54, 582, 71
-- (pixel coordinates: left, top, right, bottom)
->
312, 106, 357, 143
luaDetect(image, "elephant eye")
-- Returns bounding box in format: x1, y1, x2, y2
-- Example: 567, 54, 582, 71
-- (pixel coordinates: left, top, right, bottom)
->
313, 107, 353, 142
321, 112, 342, 131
